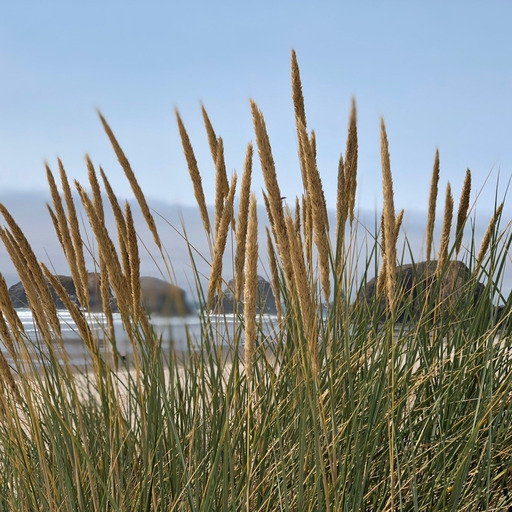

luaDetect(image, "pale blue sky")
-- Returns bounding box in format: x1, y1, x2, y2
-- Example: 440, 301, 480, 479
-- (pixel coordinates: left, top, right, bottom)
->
1, 2, 512, 216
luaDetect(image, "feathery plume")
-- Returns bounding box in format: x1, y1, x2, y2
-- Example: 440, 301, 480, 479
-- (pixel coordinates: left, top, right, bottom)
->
175, 109, 211, 235
336, 153, 346, 242
345, 99, 358, 225
0, 204, 61, 336
380, 119, 397, 312
297, 119, 330, 301
125, 202, 142, 321
266, 228, 282, 321
75, 183, 130, 315
285, 208, 318, 376
98, 110, 162, 250
395, 209, 404, 239
436, 182, 454, 275
0, 334, 20, 402
46, 205, 64, 249
214, 137, 229, 235
302, 194, 313, 273
291, 50, 312, 203
59, 159, 89, 306
0, 228, 54, 342
201, 104, 219, 164
455, 169, 471, 256
250, 100, 294, 291
47, 163, 87, 308
377, 210, 403, 298
41, 263, 97, 354
294, 197, 301, 236
310, 130, 317, 162
207, 174, 237, 310
291, 49, 307, 128
86, 155, 104, 225
244, 195, 258, 384
426, 149, 440, 261
100, 167, 130, 279
234, 143, 253, 302
477, 203, 503, 266
0, 271, 24, 342
297, 119, 329, 232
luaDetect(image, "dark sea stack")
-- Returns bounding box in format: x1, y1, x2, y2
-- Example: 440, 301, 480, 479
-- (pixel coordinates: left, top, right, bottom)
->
8, 272, 115, 313
357, 260, 486, 322
139, 276, 193, 316
9, 273, 192, 316
211, 275, 277, 314
8, 280, 31, 309
9, 275, 79, 310
86, 272, 118, 313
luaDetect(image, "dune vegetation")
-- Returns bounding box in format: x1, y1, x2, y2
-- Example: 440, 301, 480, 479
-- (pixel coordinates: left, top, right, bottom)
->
0, 51, 510, 510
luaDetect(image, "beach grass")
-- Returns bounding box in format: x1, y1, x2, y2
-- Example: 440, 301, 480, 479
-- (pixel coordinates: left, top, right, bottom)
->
0, 51, 510, 511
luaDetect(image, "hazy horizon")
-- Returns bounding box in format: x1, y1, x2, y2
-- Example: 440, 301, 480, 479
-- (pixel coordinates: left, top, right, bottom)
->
0, 189, 508, 300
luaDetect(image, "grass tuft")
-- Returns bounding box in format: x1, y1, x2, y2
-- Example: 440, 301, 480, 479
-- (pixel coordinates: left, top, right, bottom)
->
0, 50, 510, 511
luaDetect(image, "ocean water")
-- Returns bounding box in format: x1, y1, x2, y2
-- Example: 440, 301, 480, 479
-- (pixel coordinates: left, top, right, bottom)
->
6, 309, 279, 367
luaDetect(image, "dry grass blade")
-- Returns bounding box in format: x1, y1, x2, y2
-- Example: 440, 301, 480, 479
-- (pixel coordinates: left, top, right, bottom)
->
98, 110, 162, 250
175, 109, 211, 236
377, 212, 387, 297
207, 174, 237, 310
0, 311, 18, 366
427, 149, 440, 261
455, 168, 471, 256
0, 335, 21, 402
0, 285, 18, 362
244, 194, 258, 384
436, 182, 453, 276
380, 118, 397, 312
234, 143, 253, 302
98, 254, 117, 367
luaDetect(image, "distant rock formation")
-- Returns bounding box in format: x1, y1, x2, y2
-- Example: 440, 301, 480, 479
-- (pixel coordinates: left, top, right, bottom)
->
139, 276, 193, 316
9, 275, 84, 310
357, 260, 496, 321
211, 275, 277, 314
8, 273, 193, 317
